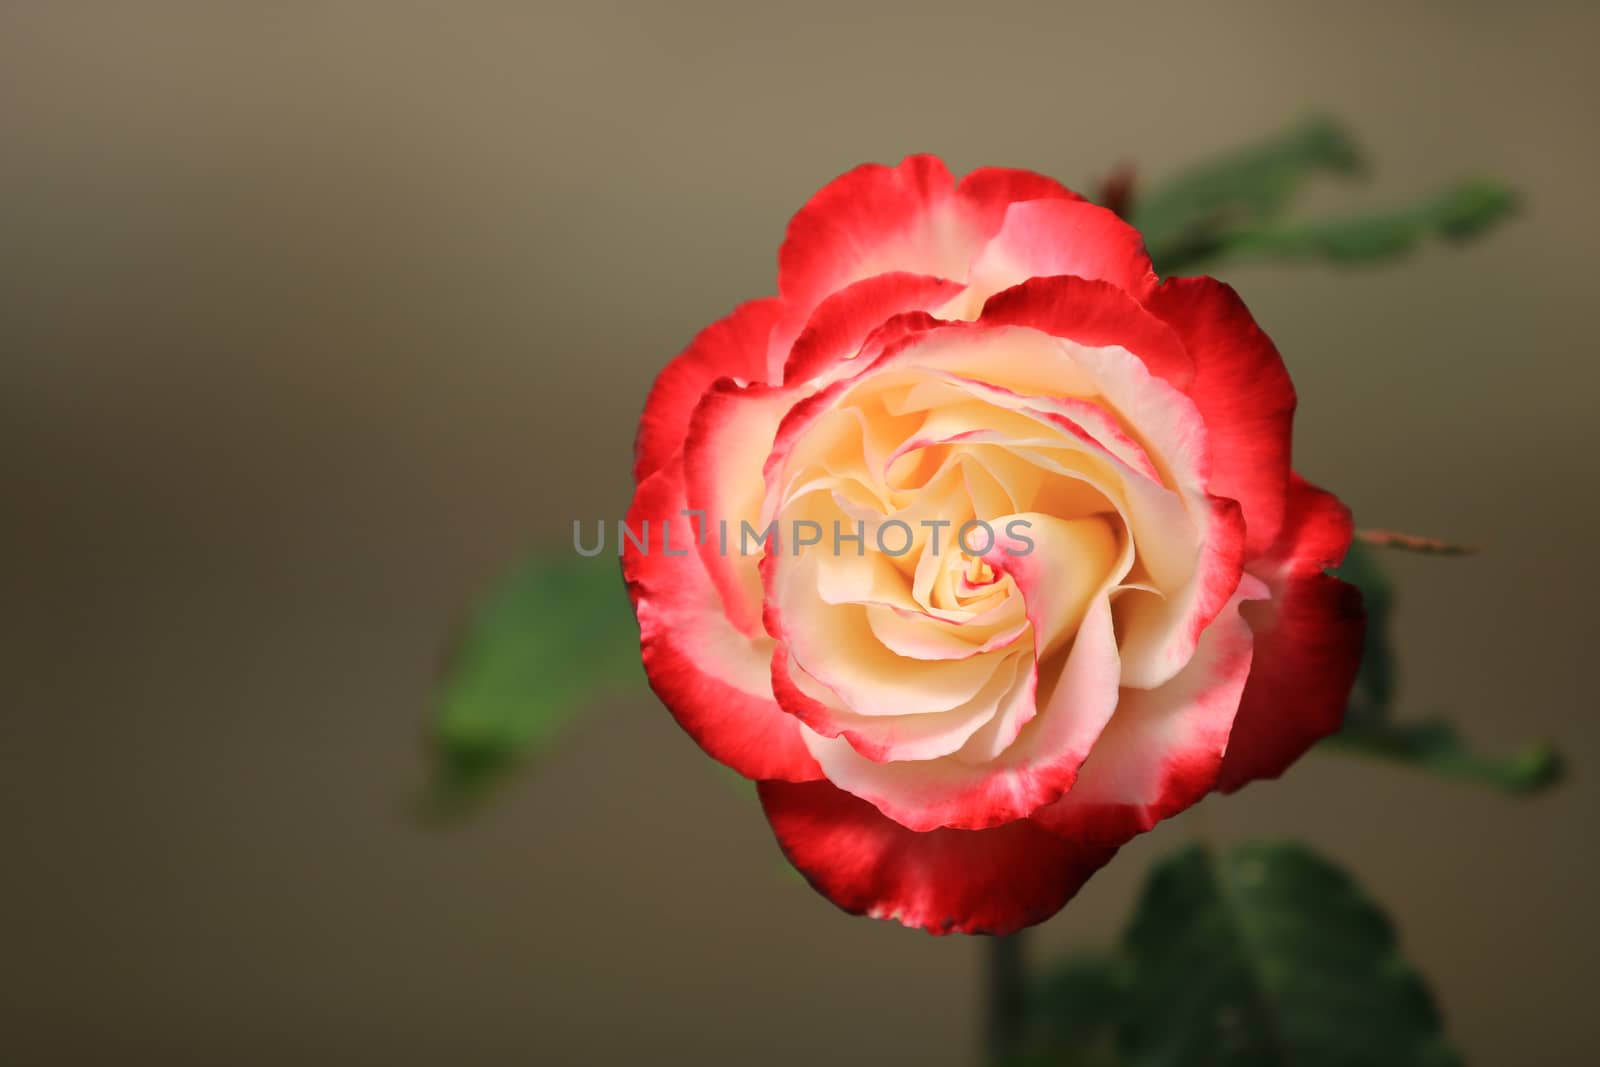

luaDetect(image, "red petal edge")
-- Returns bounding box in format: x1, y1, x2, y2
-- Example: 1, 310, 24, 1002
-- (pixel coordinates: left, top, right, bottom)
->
758, 778, 1117, 935
623, 460, 822, 782
634, 298, 781, 484
1216, 476, 1364, 791
777, 155, 1087, 321
1145, 277, 1297, 559
978, 275, 1194, 392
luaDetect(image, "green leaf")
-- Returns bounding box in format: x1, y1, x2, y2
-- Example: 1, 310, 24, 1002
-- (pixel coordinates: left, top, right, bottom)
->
426, 554, 642, 814
1013, 954, 1128, 1067
1133, 115, 1366, 269
1120, 842, 1461, 1067
1321, 541, 1563, 794
1322, 718, 1564, 794
1200, 178, 1517, 267
1133, 116, 1517, 273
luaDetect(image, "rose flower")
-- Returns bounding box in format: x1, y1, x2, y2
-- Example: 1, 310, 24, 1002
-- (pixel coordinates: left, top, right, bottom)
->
623, 156, 1364, 934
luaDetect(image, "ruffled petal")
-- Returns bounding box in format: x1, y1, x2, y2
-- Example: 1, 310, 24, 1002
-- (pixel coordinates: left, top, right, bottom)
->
758, 777, 1118, 935
683, 381, 798, 636
956, 165, 1084, 218
965, 200, 1159, 310
781, 272, 965, 386
1145, 277, 1297, 558
772, 645, 1026, 763
978, 275, 1193, 392
1111, 495, 1246, 690
778, 155, 968, 314
773, 553, 1010, 717
1216, 477, 1364, 791
800, 593, 1121, 831
634, 298, 780, 482
777, 155, 1087, 330
1032, 575, 1266, 844
859, 308, 1242, 689
623, 460, 822, 782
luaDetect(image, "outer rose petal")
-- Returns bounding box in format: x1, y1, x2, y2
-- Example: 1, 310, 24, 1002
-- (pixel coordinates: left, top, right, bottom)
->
777, 155, 1083, 322
1216, 476, 1364, 791
758, 778, 1118, 935
978, 275, 1193, 392
1145, 277, 1297, 558
623, 460, 822, 782
683, 382, 798, 637
966, 199, 1159, 308
956, 166, 1084, 216
634, 298, 780, 482
779, 155, 964, 313
781, 271, 965, 385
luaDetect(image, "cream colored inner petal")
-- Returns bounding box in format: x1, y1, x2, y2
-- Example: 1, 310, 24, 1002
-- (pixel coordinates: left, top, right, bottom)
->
758, 331, 1212, 776
784, 648, 1025, 763
779, 552, 1010, 716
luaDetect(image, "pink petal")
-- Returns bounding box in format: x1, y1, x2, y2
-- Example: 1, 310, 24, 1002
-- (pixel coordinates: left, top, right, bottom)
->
966, 200, 1159, 308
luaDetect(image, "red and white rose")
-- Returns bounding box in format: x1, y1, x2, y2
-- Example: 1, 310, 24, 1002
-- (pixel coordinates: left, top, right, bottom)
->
623, 155, 1363, 934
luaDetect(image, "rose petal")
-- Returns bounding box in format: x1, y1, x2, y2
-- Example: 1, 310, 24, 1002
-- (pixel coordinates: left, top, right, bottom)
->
773, 646, 1027, 763
1032, 575, 1266, 843
757, 777, 1119, 935
774, 552, 1009, 717
801, 593, 1121, 831
978, 274, 1193, 392
781, 272, 965, 386
1216, 476, 1364, 791
634, 298, 780, 482
963, 200, 1158, 312
778, 155, 1084, 326
1145, 276, 1297, 557
623, 460, 821, 782
683, 381, 799, 636
957, 165, 1083, 214
983, 512, 1121, 658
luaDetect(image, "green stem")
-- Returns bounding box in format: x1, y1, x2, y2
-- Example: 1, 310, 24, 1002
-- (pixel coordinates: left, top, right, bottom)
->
985, 931, 1027, 1065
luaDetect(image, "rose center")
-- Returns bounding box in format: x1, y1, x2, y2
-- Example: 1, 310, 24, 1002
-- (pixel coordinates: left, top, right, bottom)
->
961, 554, 997, 590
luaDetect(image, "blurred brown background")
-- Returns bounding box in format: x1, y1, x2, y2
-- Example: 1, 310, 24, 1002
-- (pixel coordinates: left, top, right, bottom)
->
3, 2, 1595, 1064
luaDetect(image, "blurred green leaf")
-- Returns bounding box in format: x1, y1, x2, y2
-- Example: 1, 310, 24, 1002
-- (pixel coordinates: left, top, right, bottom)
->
1134, 115, 1366, 268
1322, 718, 1563, 794
1199, 178, 1517, 267
1120, 842, 1461, 1067
1012, 954, 1128, 1067
426, 554, 642, 814
1321, 541, 1562, 794
1135, 115, 1517, 274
